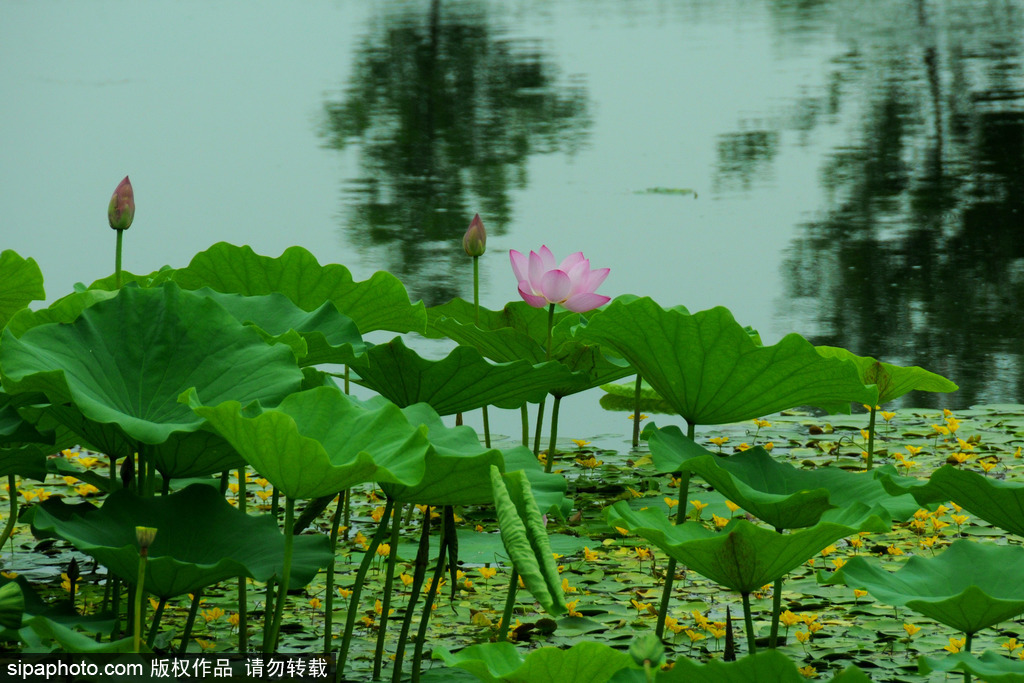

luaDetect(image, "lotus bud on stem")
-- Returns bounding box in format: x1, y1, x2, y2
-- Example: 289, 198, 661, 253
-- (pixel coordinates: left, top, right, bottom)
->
464, 213, 491, 446
133, 525, 157, 652
108, 176, 134, 289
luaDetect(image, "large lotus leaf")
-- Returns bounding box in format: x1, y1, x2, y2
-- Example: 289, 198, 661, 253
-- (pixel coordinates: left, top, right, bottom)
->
348, 337, 577, 414
0, 444, 48, 480
879, 465, 1024, 537
825, 540, 1024, 634
172, 242, 426, 334
377, 402, 504, 505
84, 266, 177, 292
490, 467, 566, 615
188, 386, 436, 500
434, 641, 634, 683
0, 580, 24, 629
3, 289, 118, 338
918, 651, 1024, 681
188, 288, 366, 367
0, 283, 303, 446
0, 392, 51, 480
647, 425, 914, 528
429, 299, 634, 396
816, 346, 958, 404
29, 484, 332, 598
605, 501, 888, 593
655, 650, 870, 682
577, 297, 877, 424
19, 615, 141, 653
503, 446, 571, 521
0, 250, 45, 330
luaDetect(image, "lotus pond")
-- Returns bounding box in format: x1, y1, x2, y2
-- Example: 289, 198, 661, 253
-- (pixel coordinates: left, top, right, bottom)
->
2, 235, 1024, 683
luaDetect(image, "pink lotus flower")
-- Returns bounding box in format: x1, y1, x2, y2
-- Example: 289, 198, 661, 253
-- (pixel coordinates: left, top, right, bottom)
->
509, 246, 610, 312
108, 176, 134, 231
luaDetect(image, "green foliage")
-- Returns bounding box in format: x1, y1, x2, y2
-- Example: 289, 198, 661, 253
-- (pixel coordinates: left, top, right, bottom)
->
435, 640, 633, 682
918, 651, 1024, 681
578, 297, 878, 425
825, 539, 1024, 634
0, 250, 45, 330
29, 484, 331, 598
816, 346, 958, 404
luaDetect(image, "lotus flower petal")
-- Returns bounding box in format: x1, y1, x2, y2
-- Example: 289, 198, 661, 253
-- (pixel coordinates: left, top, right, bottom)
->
509, 246, 610, 312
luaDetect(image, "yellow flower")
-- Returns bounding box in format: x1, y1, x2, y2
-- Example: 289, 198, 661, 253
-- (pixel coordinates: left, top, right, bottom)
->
1, 571, 18, 579
798, 665, 818, 679
903, 623, 921, 637
376, 543, 391, 557
75, 484, 101, 497
628, 414, 648, 421
338, 587, 353, 599
944, 637, 965, 653
576, 456, 602, 469
77, 457, 99, 468
615, 526, 630, 536
708, 437, 728, 447
566, 600, 582, 617
932, 424, 950, 436
725, 500, 741, 513
60, 573, 80, 593
764, 442, 774, 451
477, 567, 497, 581
1003, 638, 1020, 652
399, 573, 414, 587
684, 629, 705, 643
712, 513, 729, 528
201, 607, 225, 623
886, 545, 904, 556
943, 408, 954, 417
309, 597, 322, 610
795, 630, 810, 643
571, 439, 591, 448
945, 417, 961, 432
780, 610, 801, 627
980, 460, 997, 473
853, 589, 868, 600
371, 506, 386, 523
62, 476, 79, 487
690, 500, 709, 513
583, 547, 599, 562
831, 558, 847, 570
664, 497, 679, 509
692, 610, 710, 628
634, 547, 652, 562
561, 578, 577, 593
736, 443, 750, 451
881, 411, 896, 422
753, 418, 771, 428
860, 429, 871, 441
254, 478, 270, 488
195, 638, 216, 651
1015, 447, 1022, 459
905, 445, 923, 456
807, 622, 823, 634
228, 613, 240, 628
820, 545, 837, 557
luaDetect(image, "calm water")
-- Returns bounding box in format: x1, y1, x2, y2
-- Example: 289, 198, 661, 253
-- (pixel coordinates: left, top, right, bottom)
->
2, 0, 1022, 443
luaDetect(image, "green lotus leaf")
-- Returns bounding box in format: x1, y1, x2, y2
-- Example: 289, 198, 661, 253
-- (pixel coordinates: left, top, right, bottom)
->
29, 484, 332, 598
879, 465, 1024, 537
429, 299, 634, 397
0, 283, 304, 446
0, 250, 45, 330
490, 466, 566, 616
816, 346, 958, 404
605, 501, 888, 593
502, 446, 571, 521
434, 641, 634, 683
0, 444, 49, 481
918, 651, 1024, 681
0, 580, 24, 629
3, 289, 118, 338
656, 649, 804, 682
646, 425, 914, 528
84, 266, 177, 292
577, 297, 878, 425
19, 615, 141, 653
172, 242, 426, 334
348, 337, 577, 415
189, 386, 439, 500
188, 288, 366, 367
375, 402, 504, 505
0, 391, 51, 480
825, 540, 1024, 634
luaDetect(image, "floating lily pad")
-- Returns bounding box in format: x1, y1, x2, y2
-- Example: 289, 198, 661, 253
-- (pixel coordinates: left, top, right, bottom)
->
0, 580, 24, 629
349, 337, 576, 414
646, 425, 914, 528
879, 465, 1024, 537
577, 297, 877, 425
434, 640, 633, 683
0, 250, 45, 330
825, 540, 1024, 635
918, 651, 1024, 681
29, 484, 331, 598
0, 284, 303, 449
816, 347, 957, 404
172, 242, 426, 334
605, 501, 888, 593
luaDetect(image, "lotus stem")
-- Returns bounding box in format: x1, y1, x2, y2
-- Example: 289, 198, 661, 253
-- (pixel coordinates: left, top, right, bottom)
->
545, 395, 562, 474
338, 498, 394, 676
373, 502, 403, 679
866, 405, 878, 469
545, 303, 555, 360
110, 577, 122, 640
412, 510, 451, 682
521, 405, 530, 447
964, 632, 973, 683
655, 422, 695, 638
497, 567, 519, 642
0, 475, 16, 551
237, 467, 249, 653
343, 488, 352, 540
115, 229, 124, 289
265, 495, 295, 652
741, 592, 757, 656
324, 492, 344, 655
179, 589, 202, 654
768, 575, 783, 647
391, 507, 431, 683
632, 374, 643, 448
146, 596, 167, 648
533, 397, 547, 456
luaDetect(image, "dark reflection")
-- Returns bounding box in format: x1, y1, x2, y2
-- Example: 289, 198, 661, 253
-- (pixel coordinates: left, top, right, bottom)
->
721, 0, 1024, 407
322, 0, 590, 306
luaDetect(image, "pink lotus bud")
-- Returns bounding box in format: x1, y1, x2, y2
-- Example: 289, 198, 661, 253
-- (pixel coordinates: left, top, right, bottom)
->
463, 214, 487, 257
108, 176, 134, 231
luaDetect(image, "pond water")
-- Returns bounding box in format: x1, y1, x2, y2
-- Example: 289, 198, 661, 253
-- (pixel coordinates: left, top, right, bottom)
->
2, 0, 1022, 444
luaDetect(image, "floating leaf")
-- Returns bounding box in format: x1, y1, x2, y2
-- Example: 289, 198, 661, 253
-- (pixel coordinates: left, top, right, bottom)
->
348, 337, 576, 414
0, 580, 24, 630
918, 651, 1024, 681
29, 484, 332, 598
657, 649, 804, 682
825, 540, 1024, 634
646, 425, 914, 528
605, 501, 887, 593
816, 347, 957, 404
0, 284, 302, 453
0, 250, 45, 330
577, 297, 877, 424
879, 465, 1024, 537
490, 466, 566, 615
172, 242, 425, 334
434, 638, 630, 682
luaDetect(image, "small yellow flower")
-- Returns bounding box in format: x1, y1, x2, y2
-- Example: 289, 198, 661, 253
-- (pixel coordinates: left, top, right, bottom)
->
195, 638, 216, 651
664, 497, 679, 509
690, 500, 709, 513
905, 445, 923, 456
371, 506, 386, 523
795, 630, 810, 643
881, 411, 896, 422
798, 665, 818, 678
853, 589, 868, 600
886, 545, 904, 556
571, 439, 591, 448
831, 558, 847, 570
1003, 638, 1020, 652
634, 547, 652, 562
566, 600, 582, 617
684, 629, 705, 643
376, 543, 391, 557
708, 437, 728, 447
736, 443, 750, 451
820, 545, 837, 557
712, 513, 729, 528
753, 418, 771, 428
399, 573, 414, 587
944, 637, 965, 653
615, 526, 630, 536
628, 414, 649, 421
932, 424, 950, 436
201, 607, 225, 623
309, 597, 322, 610
1, 571, 18, 579
1015, 447, 1022, 459
478, 567, 497, 581
561, 578, 577, 593
903, 623, 921, 637
780, 610, 801, 627
860, 429, 871, 441
583, 547, 599, 562
725, 500, 741, 513
338, 587, 353, 599
228, 613, 240, 628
